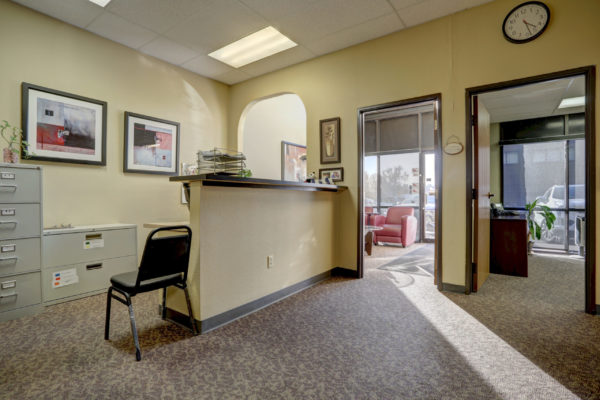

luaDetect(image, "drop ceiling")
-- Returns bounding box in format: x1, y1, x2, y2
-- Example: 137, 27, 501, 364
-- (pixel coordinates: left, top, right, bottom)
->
479, 76, 586, 123
11, 0, 494, 85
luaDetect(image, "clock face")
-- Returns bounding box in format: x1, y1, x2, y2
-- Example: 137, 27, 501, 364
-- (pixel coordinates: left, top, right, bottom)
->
503, 1, 550, 43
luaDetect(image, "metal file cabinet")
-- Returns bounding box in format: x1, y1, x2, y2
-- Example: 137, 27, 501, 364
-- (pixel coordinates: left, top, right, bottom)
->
0, 164, 43, 322
42, 224, 137, 305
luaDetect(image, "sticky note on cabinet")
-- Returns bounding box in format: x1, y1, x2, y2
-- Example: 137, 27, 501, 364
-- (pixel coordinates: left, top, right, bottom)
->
52, 268, 79, 288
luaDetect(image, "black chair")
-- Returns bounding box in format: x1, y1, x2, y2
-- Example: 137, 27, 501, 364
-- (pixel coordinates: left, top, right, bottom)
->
104, 225, 198, 361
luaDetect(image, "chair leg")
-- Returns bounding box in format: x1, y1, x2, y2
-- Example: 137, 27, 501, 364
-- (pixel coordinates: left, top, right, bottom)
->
125, 293, 142, 361
161, 287, 167, 319
104, 287, 112, 340
183, 287, 199, 335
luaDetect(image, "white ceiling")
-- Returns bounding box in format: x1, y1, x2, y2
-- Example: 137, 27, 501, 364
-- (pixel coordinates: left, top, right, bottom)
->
11, 0, 494, 85
479, 76, 586, 123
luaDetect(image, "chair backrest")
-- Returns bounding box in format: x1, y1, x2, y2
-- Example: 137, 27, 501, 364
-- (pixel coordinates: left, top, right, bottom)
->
365, 206, 374, 214
386, 207, 414, 224
136, 226, 192, 289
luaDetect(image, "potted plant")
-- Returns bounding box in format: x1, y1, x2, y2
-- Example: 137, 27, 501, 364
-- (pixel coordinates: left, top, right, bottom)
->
525, 199, 556, 254
0, 120, 31, 163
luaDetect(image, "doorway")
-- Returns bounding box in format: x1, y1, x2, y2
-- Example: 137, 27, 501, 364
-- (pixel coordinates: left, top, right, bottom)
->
357, 94, 442, 289
466, 67, 596, 314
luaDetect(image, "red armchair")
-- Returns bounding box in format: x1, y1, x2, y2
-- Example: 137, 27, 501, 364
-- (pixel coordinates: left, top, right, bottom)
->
372, 206, 418, 247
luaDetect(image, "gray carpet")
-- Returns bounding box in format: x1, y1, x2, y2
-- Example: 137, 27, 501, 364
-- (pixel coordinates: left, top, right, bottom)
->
0, 253, 595, 399
378, 244, 434, 276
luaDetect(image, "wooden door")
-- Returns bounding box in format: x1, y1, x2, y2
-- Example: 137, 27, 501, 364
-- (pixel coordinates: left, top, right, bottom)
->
472, 96, 491, 292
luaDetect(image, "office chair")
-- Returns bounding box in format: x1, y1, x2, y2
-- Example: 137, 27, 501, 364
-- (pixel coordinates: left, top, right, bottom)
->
104, 225, 198, 361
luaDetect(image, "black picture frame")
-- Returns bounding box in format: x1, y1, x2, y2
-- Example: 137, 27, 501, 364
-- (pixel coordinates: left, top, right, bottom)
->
320, 117, 341, 164
319, 167, 344, 182
123, 111, 180, 175
21, 82, 107, 165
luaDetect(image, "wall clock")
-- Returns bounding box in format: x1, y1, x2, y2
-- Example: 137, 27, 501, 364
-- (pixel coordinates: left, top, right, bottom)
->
502, 1, 550, 44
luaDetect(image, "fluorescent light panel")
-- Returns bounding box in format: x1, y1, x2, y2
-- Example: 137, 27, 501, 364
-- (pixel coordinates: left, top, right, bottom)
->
209, 26, 297, 68
558, 96, 585, 109
88, 0, 111, 7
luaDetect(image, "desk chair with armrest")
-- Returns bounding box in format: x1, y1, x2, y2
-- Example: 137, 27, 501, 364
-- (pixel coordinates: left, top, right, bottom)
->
104, 225, 198, 361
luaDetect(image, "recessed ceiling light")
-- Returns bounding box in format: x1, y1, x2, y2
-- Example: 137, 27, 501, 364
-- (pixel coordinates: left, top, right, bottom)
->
558, 96, 585, 109
88, 0, 112, 7
209, 26, 297, 68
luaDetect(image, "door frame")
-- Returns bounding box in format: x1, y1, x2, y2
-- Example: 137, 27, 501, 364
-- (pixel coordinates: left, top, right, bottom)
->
465, 66, 596, 314
357, 93, 443, 290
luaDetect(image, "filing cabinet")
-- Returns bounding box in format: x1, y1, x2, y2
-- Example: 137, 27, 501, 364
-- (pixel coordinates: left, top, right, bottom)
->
0, 164, 43, 322
42, 224, 137, 305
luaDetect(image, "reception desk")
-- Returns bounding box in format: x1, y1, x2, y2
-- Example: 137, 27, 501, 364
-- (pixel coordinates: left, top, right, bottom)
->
168, 174, 347, 333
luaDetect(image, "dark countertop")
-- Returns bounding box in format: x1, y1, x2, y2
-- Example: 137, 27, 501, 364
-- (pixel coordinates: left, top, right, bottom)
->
170, 174, 348, 193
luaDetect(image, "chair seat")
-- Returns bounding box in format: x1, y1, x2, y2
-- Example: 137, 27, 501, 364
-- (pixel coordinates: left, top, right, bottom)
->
110, 271, 184, 294
377, 224, 403, 236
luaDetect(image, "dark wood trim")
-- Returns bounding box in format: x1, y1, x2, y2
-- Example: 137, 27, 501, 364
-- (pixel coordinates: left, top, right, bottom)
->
21, 82, 107, 166
357, 93, 443, 287
442, 283, 467, 294
170, 174, 348, 193
465, 66, 596, 314
465, 93, 474, 294
331, 267, 358, 277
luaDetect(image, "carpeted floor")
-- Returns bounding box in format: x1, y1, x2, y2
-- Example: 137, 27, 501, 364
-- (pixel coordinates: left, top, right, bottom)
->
0, 251, 597, 399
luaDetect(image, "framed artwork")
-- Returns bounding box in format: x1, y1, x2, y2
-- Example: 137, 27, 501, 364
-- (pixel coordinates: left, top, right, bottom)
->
124, 112, 180, 175
21, 82, 107, 165
320, 117, 340, 164
319, 167, 344, 182
281, 141, 307, 182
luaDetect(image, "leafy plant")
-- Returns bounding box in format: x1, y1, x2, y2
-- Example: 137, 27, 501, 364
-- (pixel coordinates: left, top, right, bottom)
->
525, 199, 556, 241
0, 120, 31, 158
238, 168, 252, 178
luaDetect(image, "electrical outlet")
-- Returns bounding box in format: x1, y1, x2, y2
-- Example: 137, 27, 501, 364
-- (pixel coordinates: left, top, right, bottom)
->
267, 255, 274, 268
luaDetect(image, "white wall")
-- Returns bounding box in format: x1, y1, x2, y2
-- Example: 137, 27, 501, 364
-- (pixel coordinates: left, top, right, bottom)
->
241, 94, 306, 180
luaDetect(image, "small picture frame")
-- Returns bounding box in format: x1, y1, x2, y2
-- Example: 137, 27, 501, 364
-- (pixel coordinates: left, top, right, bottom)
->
21, 82, 107, 165
320, 117, 340, 164
124, 112, 180, 175
319, 167, 344, 182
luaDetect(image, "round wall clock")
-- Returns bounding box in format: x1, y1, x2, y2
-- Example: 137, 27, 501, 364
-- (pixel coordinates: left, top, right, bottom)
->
502, 1, 550, 44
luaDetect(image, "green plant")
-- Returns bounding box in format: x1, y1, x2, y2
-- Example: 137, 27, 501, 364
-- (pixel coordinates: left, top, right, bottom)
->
238, 168, 252, 178
525, 199, 556, 241
0, 120, 31, 158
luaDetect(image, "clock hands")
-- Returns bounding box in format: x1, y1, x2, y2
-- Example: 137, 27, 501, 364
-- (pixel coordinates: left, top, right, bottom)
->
522, 19, 536, 34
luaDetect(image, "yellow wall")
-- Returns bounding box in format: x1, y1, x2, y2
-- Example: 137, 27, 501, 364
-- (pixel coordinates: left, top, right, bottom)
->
0, 2, 229, 256
228, 0, 600, 288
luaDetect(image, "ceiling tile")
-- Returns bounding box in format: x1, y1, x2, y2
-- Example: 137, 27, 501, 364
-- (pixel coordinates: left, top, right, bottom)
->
238, 45, 314, 77
105, 0, 210, 34
11, 0, 104, 29
87, 12, 157, 49
305, 13, 404, 55
139, 36, 198, 65
397, 0, 494, 27
212, 70, 253, 85
271, 0, 396, 44
182, 55, 236, 78
163, 0, 267, 52
238, 0, 321, 20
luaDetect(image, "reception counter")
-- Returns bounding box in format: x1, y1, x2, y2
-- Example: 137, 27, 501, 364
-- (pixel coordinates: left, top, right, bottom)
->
167, 174, 347, 333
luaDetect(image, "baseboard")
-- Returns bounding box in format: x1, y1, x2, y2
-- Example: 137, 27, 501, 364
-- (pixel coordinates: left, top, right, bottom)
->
161, 269, 333, 334
331, 267, 358, 278
441, 283, 467, 294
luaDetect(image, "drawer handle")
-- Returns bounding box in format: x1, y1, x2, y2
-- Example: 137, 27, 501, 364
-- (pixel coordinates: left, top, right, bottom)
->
86, 263, 103, 270
0, 256, 17, 262
0, 184, 17, 191
0, 292, 17, 299
0, 221, 17, 226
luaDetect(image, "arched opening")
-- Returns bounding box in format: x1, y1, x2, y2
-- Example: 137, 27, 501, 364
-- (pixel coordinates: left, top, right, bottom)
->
239, 93, 307, 180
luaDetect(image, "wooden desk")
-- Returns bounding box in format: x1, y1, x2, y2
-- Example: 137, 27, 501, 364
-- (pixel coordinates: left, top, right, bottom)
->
490, 216, 528, 277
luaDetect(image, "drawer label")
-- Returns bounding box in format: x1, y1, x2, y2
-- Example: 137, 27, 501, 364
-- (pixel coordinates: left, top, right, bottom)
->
1, 172, 15, 180
1, 209, 15, 216
84, 239, 104, 249
52, 268, 79, 288
1, 244, 15, 253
